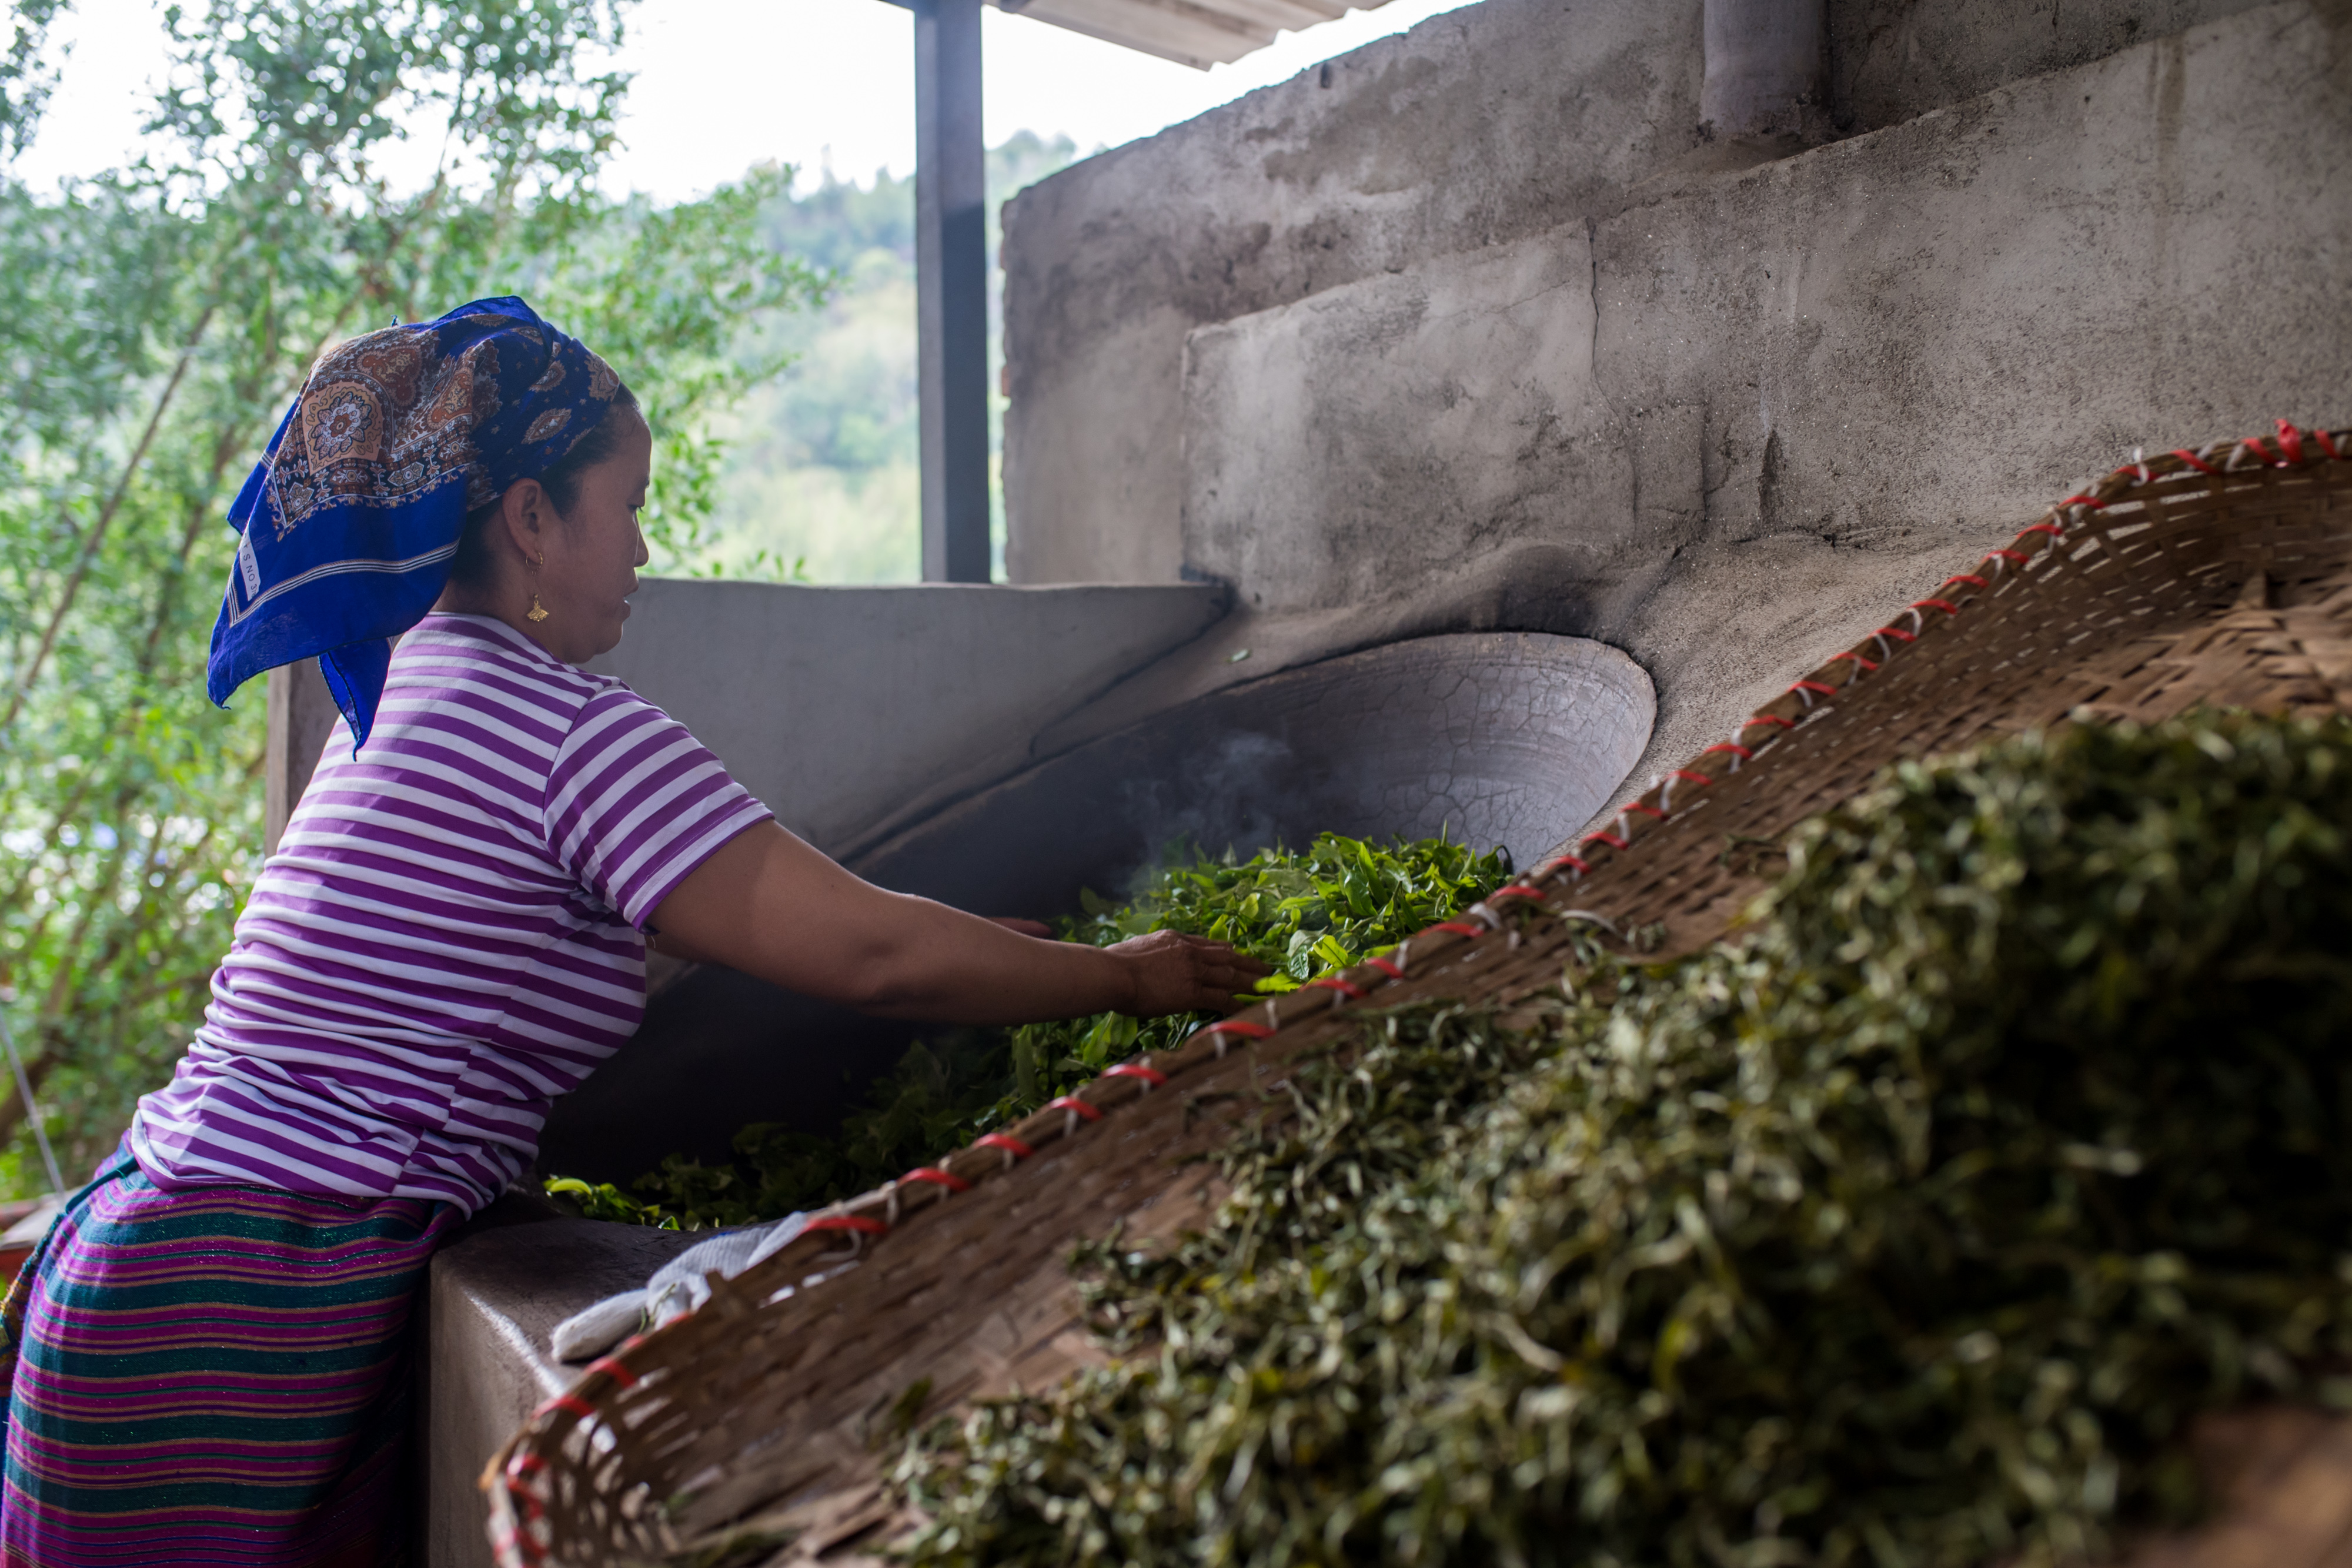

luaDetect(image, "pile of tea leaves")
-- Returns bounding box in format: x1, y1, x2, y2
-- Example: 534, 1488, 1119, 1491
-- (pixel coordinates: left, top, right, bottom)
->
547, 833, 1511, 1229
891, 710, 2352, 1568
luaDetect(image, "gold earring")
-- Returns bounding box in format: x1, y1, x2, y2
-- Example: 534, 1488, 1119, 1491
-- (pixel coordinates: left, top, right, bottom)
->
527, 556, 551, 623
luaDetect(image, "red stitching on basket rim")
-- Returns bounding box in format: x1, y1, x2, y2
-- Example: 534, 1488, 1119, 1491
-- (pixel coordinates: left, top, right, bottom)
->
1103, 1062, 1168, 1088
974, 1132, 1033, 1161
1365, 955, 1405, 978
583, 1355, 639, 1389
1447, 458, 2225, 911
1047, 1094, 1104, 1122
902, 1165, 971, 1194
805, 1213, 889, 1237
1307, 976, 1369, 999
501, 1453, 550, 1566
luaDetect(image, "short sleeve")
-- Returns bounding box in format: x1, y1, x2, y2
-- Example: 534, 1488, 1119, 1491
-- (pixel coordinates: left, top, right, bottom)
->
543, 688, 775, 930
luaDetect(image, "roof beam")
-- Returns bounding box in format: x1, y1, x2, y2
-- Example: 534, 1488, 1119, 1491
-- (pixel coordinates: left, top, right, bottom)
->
878, 0, 1396, 72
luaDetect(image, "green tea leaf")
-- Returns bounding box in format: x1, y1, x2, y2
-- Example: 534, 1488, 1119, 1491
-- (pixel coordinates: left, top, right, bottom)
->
550, 833, 1510, 1230
889, 711, 2352, 1568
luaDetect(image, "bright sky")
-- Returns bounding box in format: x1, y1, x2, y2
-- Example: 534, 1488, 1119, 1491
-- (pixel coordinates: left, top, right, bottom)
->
18, 0, 1481, 200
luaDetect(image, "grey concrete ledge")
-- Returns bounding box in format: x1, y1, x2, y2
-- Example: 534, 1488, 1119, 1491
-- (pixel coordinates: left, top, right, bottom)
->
423, 1202, 697, 1568
587, 579, 1230, 858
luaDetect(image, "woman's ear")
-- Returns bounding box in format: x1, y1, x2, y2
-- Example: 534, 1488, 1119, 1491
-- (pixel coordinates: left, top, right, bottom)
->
497, 477, 552, 563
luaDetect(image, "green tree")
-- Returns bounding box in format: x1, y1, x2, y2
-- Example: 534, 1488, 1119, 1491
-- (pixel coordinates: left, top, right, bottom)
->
0, 0, 822, 1193
699, 131, 1078, 584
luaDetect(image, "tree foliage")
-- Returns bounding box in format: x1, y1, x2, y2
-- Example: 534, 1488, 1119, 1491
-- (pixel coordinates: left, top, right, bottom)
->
0, 0, 821, 1192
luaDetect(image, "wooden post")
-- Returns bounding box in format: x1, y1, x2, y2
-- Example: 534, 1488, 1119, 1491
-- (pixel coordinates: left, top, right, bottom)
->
264, 659, 343, 857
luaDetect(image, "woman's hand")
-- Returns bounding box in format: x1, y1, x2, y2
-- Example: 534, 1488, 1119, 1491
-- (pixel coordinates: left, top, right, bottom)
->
649, 821, 1269, 1025
1107, 930, 1273, 1016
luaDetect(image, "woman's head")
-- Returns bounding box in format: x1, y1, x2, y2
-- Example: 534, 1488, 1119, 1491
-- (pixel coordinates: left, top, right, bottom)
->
441, 386, 653, 663
210, 296, 646, 747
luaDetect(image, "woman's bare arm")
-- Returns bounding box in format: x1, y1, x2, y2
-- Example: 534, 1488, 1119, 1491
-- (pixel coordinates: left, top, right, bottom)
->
646, 821, 1269, 1023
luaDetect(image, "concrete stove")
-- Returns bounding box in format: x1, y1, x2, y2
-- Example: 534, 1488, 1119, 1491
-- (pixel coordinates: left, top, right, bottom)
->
421, 583, 1653, 1563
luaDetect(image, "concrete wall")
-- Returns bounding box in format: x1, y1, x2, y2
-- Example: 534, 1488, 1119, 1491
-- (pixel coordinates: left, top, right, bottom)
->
1006, 0, 2347, 814
999, 0, 2270, 588
1181, 0, 2352, 784
1828, 0, 2268, 131
1001, 0, 1705, 584
582, 579, 1225, 859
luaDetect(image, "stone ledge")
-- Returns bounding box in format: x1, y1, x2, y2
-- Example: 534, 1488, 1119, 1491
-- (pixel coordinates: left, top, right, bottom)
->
422, 1199, 697, 1568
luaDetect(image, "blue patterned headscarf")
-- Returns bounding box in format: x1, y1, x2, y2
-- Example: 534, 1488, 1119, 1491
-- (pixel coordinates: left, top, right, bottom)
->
207, 296, 624, 748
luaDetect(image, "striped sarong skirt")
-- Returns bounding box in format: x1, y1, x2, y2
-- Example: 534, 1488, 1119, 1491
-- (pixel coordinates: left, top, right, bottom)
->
0, 1152, 455, 1567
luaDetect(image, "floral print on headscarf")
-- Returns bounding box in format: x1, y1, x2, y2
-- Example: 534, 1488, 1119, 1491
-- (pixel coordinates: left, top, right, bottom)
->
207, 296, 622, 748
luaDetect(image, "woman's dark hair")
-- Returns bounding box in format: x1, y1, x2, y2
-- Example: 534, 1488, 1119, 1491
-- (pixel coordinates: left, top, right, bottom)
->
449, 384, 641, 588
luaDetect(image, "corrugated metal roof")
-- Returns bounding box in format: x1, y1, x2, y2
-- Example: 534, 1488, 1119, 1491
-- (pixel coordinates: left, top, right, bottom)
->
993, 0, 1396, 71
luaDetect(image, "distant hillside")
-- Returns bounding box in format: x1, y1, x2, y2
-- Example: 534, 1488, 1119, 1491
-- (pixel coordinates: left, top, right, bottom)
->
688, 132, 1079, 583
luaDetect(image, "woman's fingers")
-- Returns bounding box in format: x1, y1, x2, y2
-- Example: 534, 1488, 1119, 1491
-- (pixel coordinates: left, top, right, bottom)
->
1170, 932, 1272, 971
1107, 930, 1278, 1017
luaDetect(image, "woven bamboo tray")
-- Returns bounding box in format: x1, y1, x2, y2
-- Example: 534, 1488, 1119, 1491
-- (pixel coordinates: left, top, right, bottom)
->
488, 423, 2352, 1568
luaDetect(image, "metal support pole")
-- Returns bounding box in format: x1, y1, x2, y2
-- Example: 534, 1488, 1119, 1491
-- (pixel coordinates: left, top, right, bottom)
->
914, 0, 991, 583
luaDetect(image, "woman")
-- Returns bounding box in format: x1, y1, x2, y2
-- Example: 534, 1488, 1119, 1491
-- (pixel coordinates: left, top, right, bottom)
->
0, 297, 1264, 1567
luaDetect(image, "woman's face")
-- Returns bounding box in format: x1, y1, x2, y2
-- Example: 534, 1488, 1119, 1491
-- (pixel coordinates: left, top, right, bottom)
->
537, 412, 654, 663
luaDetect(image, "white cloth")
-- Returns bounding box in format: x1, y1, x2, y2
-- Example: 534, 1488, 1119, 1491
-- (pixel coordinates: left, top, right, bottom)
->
551, 1211, 808, 1362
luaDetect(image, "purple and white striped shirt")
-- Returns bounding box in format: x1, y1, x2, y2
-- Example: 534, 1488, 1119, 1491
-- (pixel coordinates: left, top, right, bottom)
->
132, 614, 773, 1215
